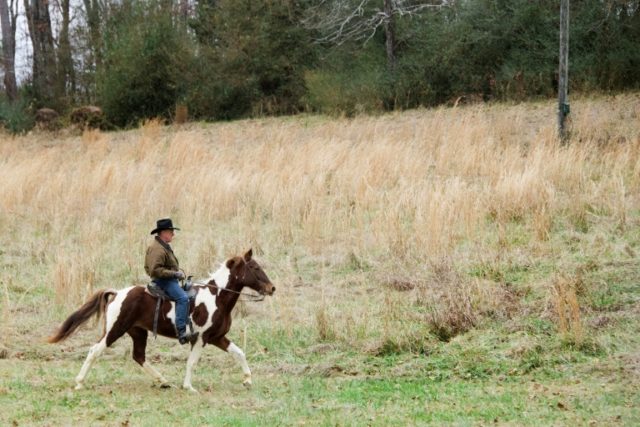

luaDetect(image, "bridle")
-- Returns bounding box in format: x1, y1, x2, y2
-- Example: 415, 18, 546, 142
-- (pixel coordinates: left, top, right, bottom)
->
191, 280, 267, 302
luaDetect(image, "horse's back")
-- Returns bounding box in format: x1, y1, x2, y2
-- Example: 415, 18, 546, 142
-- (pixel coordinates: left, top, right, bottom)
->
103, 286, 167, 337
104, 285, 215, 340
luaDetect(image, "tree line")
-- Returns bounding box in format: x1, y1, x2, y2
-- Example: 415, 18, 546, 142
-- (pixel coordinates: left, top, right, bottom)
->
1, 0, 638, 132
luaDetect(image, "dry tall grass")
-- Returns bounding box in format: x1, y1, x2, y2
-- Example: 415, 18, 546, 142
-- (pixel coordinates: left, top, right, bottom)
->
552, 274, 584, 345
1, 93, 639, 348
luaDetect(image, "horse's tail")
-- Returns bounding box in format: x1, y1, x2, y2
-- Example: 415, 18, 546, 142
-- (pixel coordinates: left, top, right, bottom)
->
47, 289, 117, 343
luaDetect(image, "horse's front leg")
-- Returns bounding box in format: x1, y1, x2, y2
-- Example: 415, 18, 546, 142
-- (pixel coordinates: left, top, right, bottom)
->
214, 337, 252, 388
183, 340, 204, 393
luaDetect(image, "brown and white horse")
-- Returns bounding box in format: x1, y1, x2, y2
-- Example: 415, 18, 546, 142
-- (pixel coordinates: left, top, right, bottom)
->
48, 249, 275, 392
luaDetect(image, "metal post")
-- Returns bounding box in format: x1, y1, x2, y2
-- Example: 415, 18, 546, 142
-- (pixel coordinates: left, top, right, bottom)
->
558, 0, 570, 141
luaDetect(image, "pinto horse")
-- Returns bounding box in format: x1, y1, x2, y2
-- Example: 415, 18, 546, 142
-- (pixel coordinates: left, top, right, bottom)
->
48, 249, 275, 392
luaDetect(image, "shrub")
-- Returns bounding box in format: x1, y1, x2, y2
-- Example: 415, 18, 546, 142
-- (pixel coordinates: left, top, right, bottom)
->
304, 67, 389, 116
187, 0, 313, 121
417, 259, 478, 342
97, 2, 192, 127
0, 98, 35, 134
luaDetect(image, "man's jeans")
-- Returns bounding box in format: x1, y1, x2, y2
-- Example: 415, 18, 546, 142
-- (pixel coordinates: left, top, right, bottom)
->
153, 278, 188, 335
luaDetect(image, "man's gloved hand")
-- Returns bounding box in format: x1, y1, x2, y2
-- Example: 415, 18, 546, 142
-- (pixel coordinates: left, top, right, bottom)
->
174, 271, 185, 280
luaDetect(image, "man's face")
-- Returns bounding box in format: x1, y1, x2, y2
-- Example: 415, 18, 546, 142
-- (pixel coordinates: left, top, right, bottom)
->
158, 229, 175, 243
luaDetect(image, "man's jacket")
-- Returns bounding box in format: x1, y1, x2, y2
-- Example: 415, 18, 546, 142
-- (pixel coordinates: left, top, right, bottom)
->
145, 236, 179, 279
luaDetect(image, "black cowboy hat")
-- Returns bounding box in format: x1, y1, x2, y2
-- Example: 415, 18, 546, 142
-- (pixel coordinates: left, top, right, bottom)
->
150, 218, 181, 235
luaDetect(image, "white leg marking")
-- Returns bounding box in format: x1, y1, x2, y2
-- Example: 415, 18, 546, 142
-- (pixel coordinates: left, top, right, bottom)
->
141, 362, 169, 386
75, 287, 134, 390
75, 339, 107, 390
227, 342, 252, 387
183, 342, 204, 393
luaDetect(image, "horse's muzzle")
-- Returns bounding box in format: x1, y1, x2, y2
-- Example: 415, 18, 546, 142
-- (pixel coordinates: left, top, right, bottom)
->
261, 282, 276, 296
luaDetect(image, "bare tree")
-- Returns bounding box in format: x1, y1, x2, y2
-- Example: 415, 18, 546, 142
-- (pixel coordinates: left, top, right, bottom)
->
24, 0, 59, 105
82, 0, 104, 70
57, 0, 75, 102
383, 0, 397, 70
0, 0, 18, 100
305, 0, 447, 70
558, 0, 569, 140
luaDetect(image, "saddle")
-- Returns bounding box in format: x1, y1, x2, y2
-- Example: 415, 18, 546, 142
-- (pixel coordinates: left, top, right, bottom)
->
146, 278, 198, 339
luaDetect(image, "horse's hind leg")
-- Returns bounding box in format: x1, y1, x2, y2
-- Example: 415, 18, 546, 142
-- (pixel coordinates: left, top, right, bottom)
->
75, 288, 134, 389
75, 337, 107, 390
75, 327, 129, 389
128, 327, 169, 387
213, 337, 252, 388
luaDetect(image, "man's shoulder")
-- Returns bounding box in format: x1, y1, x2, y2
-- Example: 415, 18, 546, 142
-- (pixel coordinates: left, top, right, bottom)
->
147, 239, 166, 253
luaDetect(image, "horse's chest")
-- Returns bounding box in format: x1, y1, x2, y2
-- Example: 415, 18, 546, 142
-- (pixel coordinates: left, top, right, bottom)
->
190, 288, 230, 334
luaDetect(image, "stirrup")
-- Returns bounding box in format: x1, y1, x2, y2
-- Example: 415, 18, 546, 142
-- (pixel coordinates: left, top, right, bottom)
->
178, 331, 199, 345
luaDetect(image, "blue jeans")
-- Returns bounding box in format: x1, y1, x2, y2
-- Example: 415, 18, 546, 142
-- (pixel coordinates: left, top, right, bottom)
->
153, 278, 188, 334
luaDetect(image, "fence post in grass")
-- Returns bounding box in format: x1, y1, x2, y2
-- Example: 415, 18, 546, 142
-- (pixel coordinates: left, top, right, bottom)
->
558, 0, 570, 142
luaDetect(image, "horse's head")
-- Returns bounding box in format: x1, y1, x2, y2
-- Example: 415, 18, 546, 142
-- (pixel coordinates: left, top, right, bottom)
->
226, 249, 275, 296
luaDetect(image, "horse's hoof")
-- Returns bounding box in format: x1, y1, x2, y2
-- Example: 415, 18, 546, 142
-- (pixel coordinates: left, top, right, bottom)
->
159, 383, 171, 389
242, 380, 252, 389
183, 385, 199, 393
74, 383, 84, 391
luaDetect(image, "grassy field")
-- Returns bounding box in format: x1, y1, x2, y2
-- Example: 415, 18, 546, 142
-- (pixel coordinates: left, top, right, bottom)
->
1, 93, 639, 425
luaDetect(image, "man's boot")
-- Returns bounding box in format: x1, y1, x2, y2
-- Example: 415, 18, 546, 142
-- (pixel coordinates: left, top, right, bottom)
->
178, 329, 199, 345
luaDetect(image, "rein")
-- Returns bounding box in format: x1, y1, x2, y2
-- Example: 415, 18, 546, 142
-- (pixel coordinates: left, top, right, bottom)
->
192, 281, 266, 302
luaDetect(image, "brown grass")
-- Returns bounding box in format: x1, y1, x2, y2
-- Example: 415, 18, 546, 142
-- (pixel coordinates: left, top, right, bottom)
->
1, 93, 639, 347
552, 274, 584, 345
419, 259, 477, 341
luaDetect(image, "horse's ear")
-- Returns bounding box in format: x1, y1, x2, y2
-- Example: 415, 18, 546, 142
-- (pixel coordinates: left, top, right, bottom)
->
244, 248, 253, 262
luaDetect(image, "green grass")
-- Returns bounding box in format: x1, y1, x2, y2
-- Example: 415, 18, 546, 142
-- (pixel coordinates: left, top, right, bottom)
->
1, 343, 638, 426
3, 246, 639, 425
2, 215, 639, 425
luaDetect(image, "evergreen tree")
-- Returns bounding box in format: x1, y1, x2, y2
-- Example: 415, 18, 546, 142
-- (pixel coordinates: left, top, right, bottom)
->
97, 1, 192, 127
188, 0, 316, 120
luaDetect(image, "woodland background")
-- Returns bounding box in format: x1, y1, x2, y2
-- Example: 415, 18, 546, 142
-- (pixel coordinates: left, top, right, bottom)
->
1, 0, 639, 131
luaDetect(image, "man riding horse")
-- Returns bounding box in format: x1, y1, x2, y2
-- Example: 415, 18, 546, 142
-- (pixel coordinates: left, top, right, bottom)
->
145, 218, 198, 345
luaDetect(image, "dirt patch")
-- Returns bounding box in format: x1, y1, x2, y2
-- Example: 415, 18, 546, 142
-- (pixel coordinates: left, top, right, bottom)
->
312, 363, 358, 377
271, 363, 310, 375
619, 353, 640, 376
589, 315, 614, 329
385, 279, 416, 292
306, 343, 336, 355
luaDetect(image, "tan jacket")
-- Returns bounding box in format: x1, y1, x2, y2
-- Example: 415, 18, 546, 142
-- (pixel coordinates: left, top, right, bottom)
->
145, 237, 180, 279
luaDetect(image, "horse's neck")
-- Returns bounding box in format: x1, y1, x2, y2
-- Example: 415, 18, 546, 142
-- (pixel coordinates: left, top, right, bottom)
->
216, 279, 243, 314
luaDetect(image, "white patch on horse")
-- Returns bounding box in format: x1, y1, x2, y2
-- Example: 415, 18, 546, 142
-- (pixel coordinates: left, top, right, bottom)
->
209, 263, 230, 295
192, 286, 217, 334
181, 286, 217, 391
105, 286, 135, 332
167, 302, 177, 328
